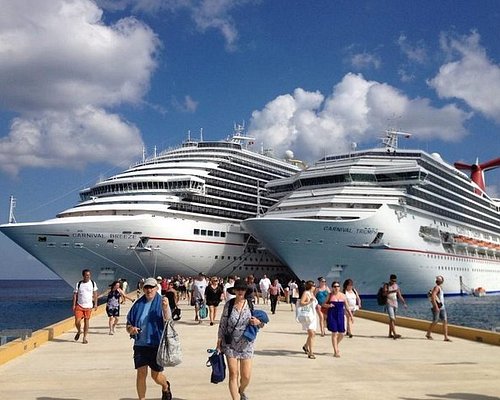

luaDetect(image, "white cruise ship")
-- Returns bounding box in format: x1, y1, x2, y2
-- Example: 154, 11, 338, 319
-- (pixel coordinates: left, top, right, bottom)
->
242, 131, 500, 296
1, 125, 301, 290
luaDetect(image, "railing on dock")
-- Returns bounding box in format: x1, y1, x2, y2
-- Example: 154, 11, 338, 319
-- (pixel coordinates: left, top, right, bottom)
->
0, 329, 32, 346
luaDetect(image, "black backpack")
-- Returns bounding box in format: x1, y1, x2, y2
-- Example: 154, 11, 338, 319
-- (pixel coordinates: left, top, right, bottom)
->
377, 283, 388, 306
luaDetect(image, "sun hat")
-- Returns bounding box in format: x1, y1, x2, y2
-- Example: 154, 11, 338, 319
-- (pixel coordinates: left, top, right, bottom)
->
144, 277, 158, 288
227, 279, 250, 295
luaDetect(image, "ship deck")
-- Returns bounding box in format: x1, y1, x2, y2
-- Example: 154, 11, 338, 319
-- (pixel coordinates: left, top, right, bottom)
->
0, 299, 499, 399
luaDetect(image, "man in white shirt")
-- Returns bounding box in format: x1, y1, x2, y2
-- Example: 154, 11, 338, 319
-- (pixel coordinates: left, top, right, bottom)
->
72, 269, 98, 344
192, 272, 207, 323
259, 274, 271, 304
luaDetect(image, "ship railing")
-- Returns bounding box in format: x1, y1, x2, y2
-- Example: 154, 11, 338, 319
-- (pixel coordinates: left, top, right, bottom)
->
0, 329, 32, 346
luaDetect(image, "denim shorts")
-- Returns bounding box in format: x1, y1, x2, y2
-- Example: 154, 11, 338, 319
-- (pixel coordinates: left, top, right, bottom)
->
431, 307, 447, 323
133, 345, 163, 372
386, 305, 397, 320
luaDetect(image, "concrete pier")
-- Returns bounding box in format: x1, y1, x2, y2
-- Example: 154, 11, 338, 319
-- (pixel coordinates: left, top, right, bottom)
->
0, 300, 499, 399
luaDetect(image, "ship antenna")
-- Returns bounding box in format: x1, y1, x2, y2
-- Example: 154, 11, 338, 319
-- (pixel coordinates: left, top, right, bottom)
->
142, 146, 146, 163
383, 129, 412, 153
8, 195, 16, 223
200, 128, 204, 142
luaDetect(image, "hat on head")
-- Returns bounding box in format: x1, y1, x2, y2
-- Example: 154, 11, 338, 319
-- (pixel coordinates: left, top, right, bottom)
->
227, 279, 250, 295
156, 275, 162, 280
144, 277, 158, 287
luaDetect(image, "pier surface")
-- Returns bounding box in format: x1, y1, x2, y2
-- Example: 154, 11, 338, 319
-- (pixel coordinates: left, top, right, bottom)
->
0, 300, 499, 400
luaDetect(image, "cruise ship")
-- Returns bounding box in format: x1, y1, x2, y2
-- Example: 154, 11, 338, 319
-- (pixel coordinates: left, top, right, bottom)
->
0, 125, 301, 290
242, 131, 500, 296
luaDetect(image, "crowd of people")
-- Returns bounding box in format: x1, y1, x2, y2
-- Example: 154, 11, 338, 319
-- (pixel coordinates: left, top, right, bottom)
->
72, 270, 451, 400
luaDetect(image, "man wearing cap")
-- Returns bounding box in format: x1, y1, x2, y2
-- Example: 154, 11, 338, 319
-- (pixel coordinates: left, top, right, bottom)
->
126, 277, 173, 400
426, 275, 452, 341
384, 274, 407, 339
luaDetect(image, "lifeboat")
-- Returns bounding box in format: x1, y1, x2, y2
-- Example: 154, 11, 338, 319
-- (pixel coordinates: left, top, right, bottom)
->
451, 235, 468, 249
472, 287, 486, 297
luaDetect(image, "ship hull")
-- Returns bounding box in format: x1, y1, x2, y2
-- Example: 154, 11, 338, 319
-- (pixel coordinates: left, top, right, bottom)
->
243, 204, 500, 296
1, 214, 292, 290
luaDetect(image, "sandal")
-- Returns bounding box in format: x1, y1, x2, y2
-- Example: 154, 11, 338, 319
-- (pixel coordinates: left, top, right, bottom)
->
308, 353, 316, 359
162, 381, 172, 400
425, 334, 433, 340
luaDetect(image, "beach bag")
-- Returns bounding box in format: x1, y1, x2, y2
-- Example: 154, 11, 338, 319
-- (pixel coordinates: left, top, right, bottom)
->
199, 302, 208, 319
206, 351, 226, 384
296, 303, 314, 325
156, 319, 182, 367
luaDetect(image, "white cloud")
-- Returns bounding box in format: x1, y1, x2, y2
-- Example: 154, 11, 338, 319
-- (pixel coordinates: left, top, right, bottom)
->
172, 95, 199, 113
0, 0, 160, 176
0, 107, 143, 175
249, 73, 472, 163
99, 0, 250, 51
397, 34, 427, 64
429, 31, 500, 122
350, 52, 382, 70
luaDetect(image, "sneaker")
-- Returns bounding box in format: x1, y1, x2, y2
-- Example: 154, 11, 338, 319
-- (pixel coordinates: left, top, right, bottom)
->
74, 332, 80, 341
162, 381, 172, 400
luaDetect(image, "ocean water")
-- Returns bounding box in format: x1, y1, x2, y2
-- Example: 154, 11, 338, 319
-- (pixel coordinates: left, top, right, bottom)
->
362, 295, 500, 332
0, 280, 74, 334
0, 280, 499, 341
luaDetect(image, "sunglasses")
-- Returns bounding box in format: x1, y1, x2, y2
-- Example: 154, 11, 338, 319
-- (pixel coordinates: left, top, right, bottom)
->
333, 285, 340, 288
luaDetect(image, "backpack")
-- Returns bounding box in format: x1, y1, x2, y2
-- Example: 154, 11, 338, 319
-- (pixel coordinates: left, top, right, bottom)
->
77, 280, 96, 290
377, 283, 388, 306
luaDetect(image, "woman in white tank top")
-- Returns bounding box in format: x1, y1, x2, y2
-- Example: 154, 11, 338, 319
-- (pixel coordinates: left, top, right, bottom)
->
342, 279, 361, 338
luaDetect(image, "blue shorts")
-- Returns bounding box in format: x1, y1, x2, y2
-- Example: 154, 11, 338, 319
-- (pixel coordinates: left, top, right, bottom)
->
431, 307, 447, 323
133, 345, 163, 372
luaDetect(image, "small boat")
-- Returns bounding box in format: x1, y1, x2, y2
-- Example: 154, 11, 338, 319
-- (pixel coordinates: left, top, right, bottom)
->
472, 287, 486, 297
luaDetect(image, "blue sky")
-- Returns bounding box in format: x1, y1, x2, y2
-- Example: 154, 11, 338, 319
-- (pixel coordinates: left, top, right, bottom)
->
1, 0, 499, 279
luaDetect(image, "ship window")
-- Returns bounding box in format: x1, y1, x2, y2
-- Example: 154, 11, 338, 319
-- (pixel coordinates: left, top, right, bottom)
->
107, 239, 114, 244
122, 231, 132, 234
214, 231, 220, 237
38, 236, 47, 242
221, 232, 226, 238
215, 255, 218, 259
208, 231, 213, 236
133, 231, 142, 235
201, 230, 207, 235
194, 229, 200, 235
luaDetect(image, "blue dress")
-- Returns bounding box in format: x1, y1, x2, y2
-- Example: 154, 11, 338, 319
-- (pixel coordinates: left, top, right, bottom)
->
327, 301, 345, 333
